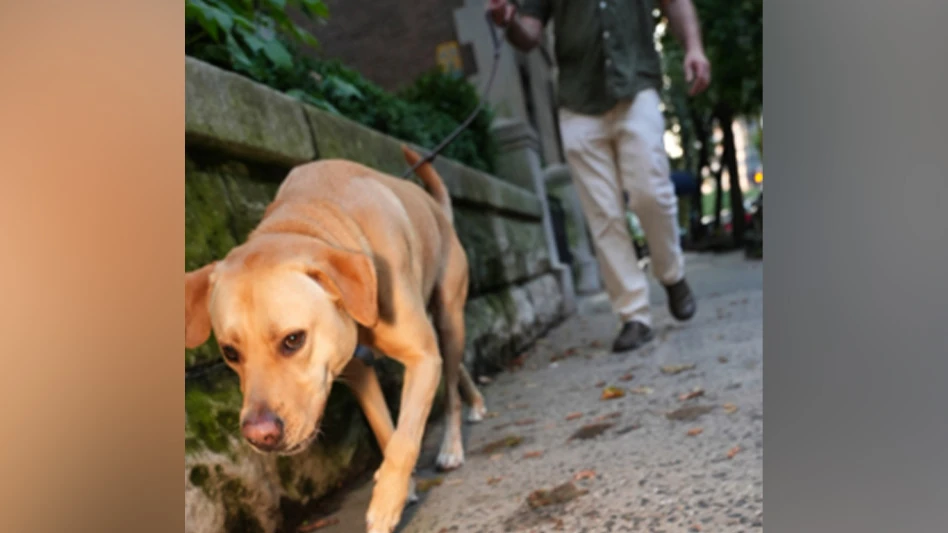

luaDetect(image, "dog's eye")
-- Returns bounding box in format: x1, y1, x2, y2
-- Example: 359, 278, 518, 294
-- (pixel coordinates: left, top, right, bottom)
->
281, 331, 306, 355
221, 345, 240, 363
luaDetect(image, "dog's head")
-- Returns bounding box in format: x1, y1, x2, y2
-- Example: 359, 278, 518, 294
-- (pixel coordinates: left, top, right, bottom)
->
184, 235, 378, 455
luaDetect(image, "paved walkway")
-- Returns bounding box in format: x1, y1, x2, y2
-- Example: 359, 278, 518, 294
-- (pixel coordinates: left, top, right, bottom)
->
308, 252, 762, 533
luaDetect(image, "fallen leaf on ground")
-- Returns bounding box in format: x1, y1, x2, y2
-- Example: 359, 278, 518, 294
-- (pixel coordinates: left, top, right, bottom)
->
515, 418, 537, 427
550, 347, 578, 362
487, 476, 503, 485
508, 354, 527, 371
478, 435, 524, 454
727, 445, 742, 459
665, 405, 714, 421
444, 478, 464, 486
600, 386, 625, 400
689, 524, 703, 532
629, 386, 654, 395
490, 453, 503, 461
299, 516, 340, 532
618, 373, 635, 381
678, 388, 705, 401
717, 356, 729, 364
527, 482, 588, 508
478, 375, 493, 384
523, 450, 544, 459
573, 469, 597, 480
661, 363, 697, 375
415, 477, 443, 493
686, 427, 704, 437
568, 422, 614, 441
615, 423, 641, 435
590, 340, 603, 348
565, 412, 583, 421
595, 412, 622, 422
594, 380, 607, 388
484, 411, 500, 419
723, 403, 739, 414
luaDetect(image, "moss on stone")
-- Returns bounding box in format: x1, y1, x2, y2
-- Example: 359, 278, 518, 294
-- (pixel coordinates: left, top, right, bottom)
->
276, 456, 294, 490
219, 478, 265, 533
185, 367, 242, 455
297, 476, 315, 497
189, 465, 210, 488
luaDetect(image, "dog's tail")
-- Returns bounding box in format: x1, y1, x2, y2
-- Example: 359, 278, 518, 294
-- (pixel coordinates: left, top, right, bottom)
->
401, 145, 453, 224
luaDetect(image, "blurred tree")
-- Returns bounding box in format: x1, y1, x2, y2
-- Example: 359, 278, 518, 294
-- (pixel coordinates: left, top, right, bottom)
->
660, 0, 762, 245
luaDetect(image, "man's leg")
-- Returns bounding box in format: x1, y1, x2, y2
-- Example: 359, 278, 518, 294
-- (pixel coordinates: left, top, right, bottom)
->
614, 88, 696, 321
558, 107, 655, 351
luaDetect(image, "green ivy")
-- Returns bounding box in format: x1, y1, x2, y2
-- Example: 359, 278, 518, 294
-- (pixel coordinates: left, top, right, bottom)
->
185, 0, 497, 172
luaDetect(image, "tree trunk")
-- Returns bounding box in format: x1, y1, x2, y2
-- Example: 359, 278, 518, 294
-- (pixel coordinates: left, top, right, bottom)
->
713, 166, 724, 230
690, 107, 710, 240
717, 105, 746, 245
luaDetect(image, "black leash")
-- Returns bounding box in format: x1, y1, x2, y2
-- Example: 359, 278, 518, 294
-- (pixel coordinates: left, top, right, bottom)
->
401, 13, 504, 178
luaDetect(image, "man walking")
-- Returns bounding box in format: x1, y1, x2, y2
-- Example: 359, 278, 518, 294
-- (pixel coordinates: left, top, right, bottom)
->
487, 0, 711, 352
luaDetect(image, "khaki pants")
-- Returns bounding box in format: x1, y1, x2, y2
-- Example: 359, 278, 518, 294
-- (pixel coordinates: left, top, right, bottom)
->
559, 88, 684, 326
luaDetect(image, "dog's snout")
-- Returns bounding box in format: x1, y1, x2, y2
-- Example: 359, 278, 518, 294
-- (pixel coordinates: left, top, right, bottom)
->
241, 409, 284, 451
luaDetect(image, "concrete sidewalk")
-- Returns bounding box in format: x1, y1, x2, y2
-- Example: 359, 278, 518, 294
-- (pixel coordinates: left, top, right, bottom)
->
306, 252, 762, 533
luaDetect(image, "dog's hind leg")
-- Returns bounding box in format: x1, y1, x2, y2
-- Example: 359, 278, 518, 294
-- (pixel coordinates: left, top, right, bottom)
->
458, 363, 487, 423
432, 237, 479, 471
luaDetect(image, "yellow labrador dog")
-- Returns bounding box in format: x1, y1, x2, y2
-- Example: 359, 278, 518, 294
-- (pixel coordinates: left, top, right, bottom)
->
184, 147, 487, 533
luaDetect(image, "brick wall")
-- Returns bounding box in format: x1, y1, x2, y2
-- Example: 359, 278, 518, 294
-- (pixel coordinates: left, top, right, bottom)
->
293, 0, 473, 91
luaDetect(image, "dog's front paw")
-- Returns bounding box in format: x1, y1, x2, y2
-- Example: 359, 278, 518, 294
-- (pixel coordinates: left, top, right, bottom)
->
467, 402, 488, 423
436, 439, 465, 471
366, 470, 410, 533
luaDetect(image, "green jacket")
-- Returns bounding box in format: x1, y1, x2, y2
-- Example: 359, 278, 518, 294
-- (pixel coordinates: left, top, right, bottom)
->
520, 0, 664, 115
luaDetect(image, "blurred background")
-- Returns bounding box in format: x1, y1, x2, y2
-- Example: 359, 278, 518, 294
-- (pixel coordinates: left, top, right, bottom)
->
184, 2, 762, 532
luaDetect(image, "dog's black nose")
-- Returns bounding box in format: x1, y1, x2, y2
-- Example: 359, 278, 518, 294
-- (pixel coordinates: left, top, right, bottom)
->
241, 409, 284, 451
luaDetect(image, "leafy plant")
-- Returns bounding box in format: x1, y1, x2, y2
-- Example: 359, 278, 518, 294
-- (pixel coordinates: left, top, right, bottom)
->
185, 0, 497, 172
186, 0, 327, 72
310, 62, 498, 172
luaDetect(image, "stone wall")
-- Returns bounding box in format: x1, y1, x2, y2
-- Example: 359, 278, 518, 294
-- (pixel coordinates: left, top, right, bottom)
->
184, 57, 567, 533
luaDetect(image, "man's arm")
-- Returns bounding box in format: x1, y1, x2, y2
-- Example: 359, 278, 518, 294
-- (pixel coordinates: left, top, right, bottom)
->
660, 0, 711, 95
486, 0, 545, 52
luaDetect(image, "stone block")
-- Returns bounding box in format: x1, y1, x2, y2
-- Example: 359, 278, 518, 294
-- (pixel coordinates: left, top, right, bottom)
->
186, 58, 315, 166
304, 105, 409, 177
185, 365, 378, 533
454, 207, 550, 295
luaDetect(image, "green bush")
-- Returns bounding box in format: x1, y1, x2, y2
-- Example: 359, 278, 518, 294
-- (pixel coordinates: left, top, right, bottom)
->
185, 0, 497, 173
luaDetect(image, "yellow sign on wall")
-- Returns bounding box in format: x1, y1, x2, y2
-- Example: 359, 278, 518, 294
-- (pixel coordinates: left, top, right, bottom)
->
436, 41, 463, 77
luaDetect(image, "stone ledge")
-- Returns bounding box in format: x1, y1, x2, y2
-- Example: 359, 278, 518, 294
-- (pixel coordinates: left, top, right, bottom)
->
304, 106, 543, 218
186, 57, 316, 167
185, 56, 543, 218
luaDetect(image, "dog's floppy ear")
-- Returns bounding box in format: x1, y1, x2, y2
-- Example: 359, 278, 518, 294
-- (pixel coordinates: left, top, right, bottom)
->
185, 262, 218, 349
306, 244, 378, 328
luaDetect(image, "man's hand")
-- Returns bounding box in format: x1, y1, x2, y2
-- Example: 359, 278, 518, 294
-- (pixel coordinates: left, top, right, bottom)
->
486, 0, 516, 28
683, 47, 711, 96
660, 0, 711, 96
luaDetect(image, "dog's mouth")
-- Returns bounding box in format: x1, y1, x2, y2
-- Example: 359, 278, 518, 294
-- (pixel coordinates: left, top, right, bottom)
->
278, 427, 319, 456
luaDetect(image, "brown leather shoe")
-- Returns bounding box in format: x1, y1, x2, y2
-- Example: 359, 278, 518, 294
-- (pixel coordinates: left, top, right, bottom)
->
612, 321, 655, 353
664, 278, 696, 321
